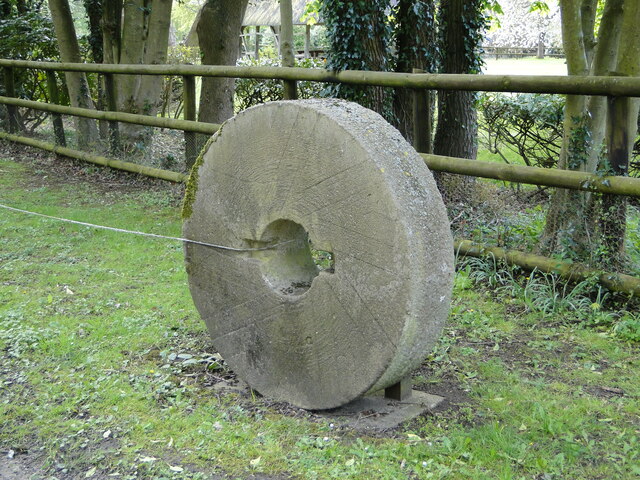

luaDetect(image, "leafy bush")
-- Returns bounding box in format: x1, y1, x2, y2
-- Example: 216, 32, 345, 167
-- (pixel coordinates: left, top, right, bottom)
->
234, 57, 327, 113
479, 93, 564, 168
479, 93, 640, 175
614, 313, 640, 342
0, 8, 61, 132
158, 46, 202, 119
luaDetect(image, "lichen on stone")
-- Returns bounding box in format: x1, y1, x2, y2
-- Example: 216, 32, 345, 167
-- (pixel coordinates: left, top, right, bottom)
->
181, 124, 225, 220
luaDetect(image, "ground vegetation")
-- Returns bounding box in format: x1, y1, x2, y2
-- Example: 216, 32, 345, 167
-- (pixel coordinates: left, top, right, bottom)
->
0, 147, 639, 479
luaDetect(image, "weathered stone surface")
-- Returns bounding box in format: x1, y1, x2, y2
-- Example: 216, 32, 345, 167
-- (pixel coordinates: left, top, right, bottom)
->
183, 99, 454, 410
318, 390, 445, 432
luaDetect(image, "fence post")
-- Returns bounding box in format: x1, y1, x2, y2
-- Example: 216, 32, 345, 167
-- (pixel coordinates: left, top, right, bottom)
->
45, 70, 66, 146
104, 73, 120, 153
183, 75, 197, 170
255, 26, 261, 60
304, 24, 311, 59
4, 67, 19, 133
412, 68, 432, 154
279, 0, 298, 100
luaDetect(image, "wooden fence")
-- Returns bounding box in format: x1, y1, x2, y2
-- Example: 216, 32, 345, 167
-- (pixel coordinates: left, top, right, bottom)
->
1, 59, 639, 294
481, 46, 565, 59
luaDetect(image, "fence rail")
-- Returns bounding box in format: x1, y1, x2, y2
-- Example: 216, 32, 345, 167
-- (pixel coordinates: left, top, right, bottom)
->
481, 46, 565, 59
3, 93, 640, 196
2, 59, 640, 97
0, 95, 220, 135
2, 59, 639, 295
0, 131, 188, 183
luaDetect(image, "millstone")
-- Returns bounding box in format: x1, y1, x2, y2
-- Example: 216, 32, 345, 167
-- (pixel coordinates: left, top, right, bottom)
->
183, 99, 454, 410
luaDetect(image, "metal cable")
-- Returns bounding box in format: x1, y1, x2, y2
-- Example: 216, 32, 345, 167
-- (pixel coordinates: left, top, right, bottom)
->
0, 203, 292, 252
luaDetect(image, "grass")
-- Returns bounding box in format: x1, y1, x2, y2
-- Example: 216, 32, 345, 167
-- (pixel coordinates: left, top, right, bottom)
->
1, 150, 640, 479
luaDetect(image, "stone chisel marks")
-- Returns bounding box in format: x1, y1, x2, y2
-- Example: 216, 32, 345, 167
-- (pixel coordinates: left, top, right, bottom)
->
183, 99, 454, 410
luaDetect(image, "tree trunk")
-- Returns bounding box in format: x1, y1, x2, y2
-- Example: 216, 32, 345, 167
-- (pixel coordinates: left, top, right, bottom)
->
599, 0, 640, 267
540, 0, 638, 267
360, 18, 389, 116
48, 0, 100, 149
137, 0, 173, 110
280, 0, 297, 99
82, 0, 107, 138
197, 0, 249, 124
102, 0, 122, 66
433, 0, 483, 200
118, 0, 147, 113
321, 0, 391, 118
83, 0, 103, 63
108, 0, 172, 146
392, 0, 437, 144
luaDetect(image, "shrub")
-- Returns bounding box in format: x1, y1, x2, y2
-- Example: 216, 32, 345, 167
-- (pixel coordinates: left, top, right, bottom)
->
479, 93, 640, 175
234, 57, 328, 113
614, 314, 640, 342
479, 92, 564, 169
0, 8, 60, 132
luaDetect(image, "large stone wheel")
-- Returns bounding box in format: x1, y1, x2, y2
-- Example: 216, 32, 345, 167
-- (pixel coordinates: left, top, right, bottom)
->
183, 99, 454, 410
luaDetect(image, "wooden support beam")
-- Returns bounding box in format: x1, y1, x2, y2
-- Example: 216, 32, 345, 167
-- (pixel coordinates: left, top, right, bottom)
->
255, 26, 261, 60
455, 239, 640, 296
182, 75, 198, 170
601, 95, 632, 258
412, 68, 432, 154
420, 153, 640, 198
3, 66, 19, 133
45, 70, 66, 147
384, 377, 412, 401
304, 24, 311, 59
104, 73, 120, 153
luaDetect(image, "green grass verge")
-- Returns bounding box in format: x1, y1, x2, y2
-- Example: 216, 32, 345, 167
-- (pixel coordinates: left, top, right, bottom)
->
1, 154, 639, 479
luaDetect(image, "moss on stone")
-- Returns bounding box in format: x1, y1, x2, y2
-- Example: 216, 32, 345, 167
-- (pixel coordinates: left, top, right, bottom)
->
181, 125, 224, 220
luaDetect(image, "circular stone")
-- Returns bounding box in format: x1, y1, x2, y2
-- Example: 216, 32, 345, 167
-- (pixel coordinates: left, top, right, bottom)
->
183, 99, 454, 410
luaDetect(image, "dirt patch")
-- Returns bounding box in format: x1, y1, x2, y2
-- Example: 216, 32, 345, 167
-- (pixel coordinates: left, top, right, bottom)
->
0, 450, 45, 480
586, 385, 626, 399
1, 141, 185, 204
415, 377, 474, 415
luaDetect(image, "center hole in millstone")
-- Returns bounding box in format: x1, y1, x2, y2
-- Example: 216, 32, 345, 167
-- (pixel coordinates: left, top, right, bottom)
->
248, 219, 334, 297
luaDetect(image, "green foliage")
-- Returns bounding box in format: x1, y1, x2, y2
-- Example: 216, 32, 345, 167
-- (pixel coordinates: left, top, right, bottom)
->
321, 0, 393, 72
301, 0, 322, 25
456, 252, 640, 341
529, 1, 550, 14
613, 313, 640, 342
451, 0, 490, 75
81, 0, 103, 63
320, 0, 393, 109
567, 114, 594, 170
0, 310, 55, 358
159, 46, 202, 119
0, 10, 58, 62
626, 206, 640, 275
234, 57, 327, 113
0, 2, 60, 131
479, 93, 564, 168
310, 247, 334, 271
168, 45, 201, 65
